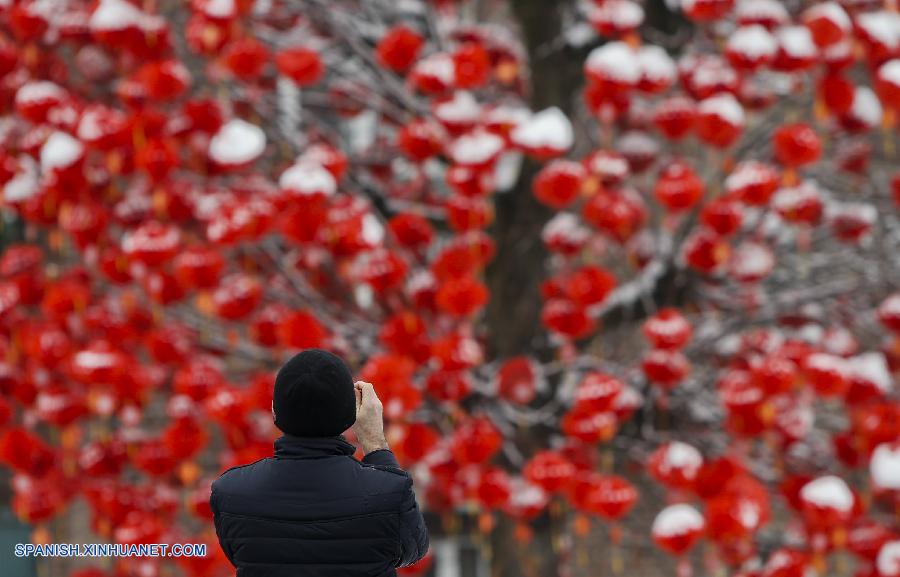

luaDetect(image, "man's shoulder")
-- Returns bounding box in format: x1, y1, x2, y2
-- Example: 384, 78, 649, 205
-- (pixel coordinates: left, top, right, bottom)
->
212, 457, 272, 491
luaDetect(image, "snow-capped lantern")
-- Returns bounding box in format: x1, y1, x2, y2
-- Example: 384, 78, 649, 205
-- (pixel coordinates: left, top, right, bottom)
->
696, 93, 745, 148
652, 96, 696, 141
447, 129, 505, 167
279, 161, 337, 200
878, 293, 900, 333
870, 442, 900, 493
802, 2, 851, 48
643, 309, 693, 350
510, 107, 573, 160
533, 160, 586, 209
581, 190, 646, 243
583, 149, 631, 188
726, 25, 778, 70
121, 221, 182, 267
680, 54, 739, 100
840, 87, 883, 133
15, 81, 69, 125
773, 26, 818, 73
648, 441, 703, 491
40, 131, 85, 180
798, 475, 857, 531
829, 203, 876, 244
409, 53, 456, 94
587, 0, 644, 38
735, 0, 788, 29
432, 91, 482, 134
803, 352, 849, 398
376, 25, 424, 73
878, 541, 900, 577
636, 45, 677, 94
876, 60, 900, 111
773, 123, 821, 168
729, 241, 775, 284
654, 161, 705, 212
208, 119, 266, 170
652, 503, 706, 555
772, 181, 824, 225
584, 41, 640, 93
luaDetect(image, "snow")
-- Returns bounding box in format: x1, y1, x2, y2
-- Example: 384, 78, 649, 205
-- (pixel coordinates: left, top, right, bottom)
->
3, 157, 38, 202
800, 475, 854, 512
870, 443, 900, 490
448, 129, 505, 165
699, 93, 745, 126
725, 161, 775, 192
40, 131, 83, 172
510, 107, 573, 152
829, 202, 877, 226
15, 81, 65, 105
731, 242, 774, 278
849, 87, 883, 127
638, 45, 676, 85
736, 0, 788, 25
542, 213, 590, 245
413, 53, 456, 85
122, 225, 180, 255
728, 25, 778, 59
209, 119, 266, 165
879, 60, 900, 87
73, 350, 119, 370
494, 152, 523, 192
202, 0, 236, 18
877, 541, 900, 577
361, 214, 384, 245
881, 294, 900, 318
772, 180, 820, 212
89, 0, 144, 31
586, 151, 629, 179
805, 2, 851, 31
660, 441, 703, 475
652, 504, 705, 537
846, 352, 892, 394
778, 26, 817, 58
586, 42, 640, 84
806, 352, 847, 374
279, 162, 336, 196
434, 91, 481, 125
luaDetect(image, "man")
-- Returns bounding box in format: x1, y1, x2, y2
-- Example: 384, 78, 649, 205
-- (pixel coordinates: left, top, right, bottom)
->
210, 349, 429, 576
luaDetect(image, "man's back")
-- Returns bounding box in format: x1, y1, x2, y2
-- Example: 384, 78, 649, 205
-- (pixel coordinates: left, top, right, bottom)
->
211, 434, 429, 577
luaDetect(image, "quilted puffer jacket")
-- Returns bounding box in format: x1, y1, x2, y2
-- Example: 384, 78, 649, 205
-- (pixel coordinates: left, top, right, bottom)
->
210, 434, 429, 577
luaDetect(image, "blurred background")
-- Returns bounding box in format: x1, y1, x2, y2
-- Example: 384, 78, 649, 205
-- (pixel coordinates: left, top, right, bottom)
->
0, 0, 899, 576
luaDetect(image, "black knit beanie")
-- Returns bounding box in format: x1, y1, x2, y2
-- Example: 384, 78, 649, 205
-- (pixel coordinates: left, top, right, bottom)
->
272, 349, 357, 437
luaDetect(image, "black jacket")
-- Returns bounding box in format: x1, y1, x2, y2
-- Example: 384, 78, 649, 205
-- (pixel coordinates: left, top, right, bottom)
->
210, 434, 429, 577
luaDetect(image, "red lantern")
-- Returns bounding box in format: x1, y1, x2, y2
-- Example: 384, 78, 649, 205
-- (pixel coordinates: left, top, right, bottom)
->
654, 161, 705, 212
648, 441, 703, 492
376, 26, 424, 73
773, 123, 821, 168
651, 504, 706, 555
643, 308, 693, 350
523, 450, 575, 493
276, 46, 324, 86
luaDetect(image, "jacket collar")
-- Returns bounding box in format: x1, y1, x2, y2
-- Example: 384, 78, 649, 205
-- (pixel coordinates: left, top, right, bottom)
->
274, 434, 357, 459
